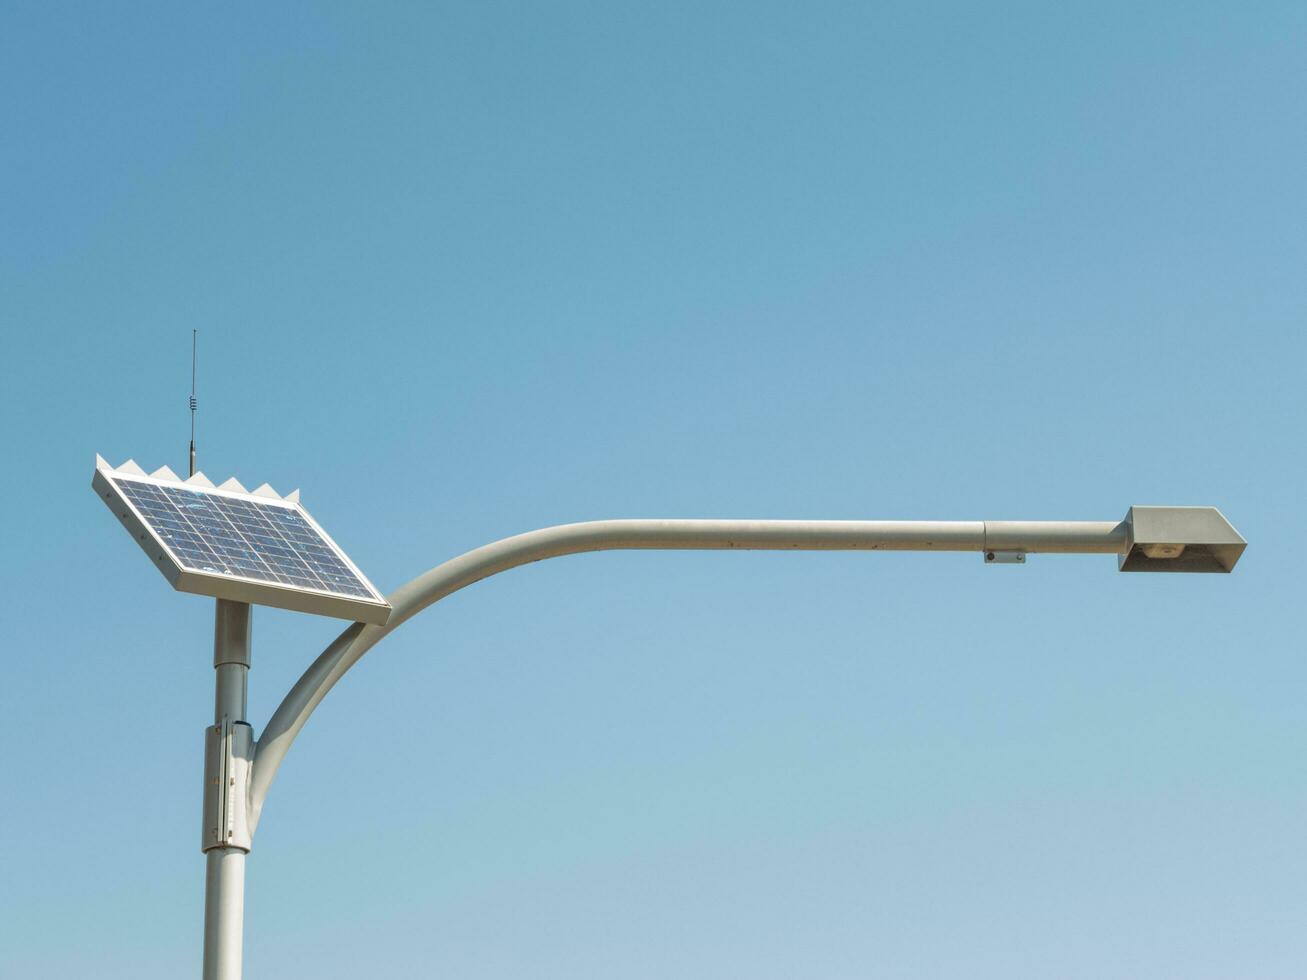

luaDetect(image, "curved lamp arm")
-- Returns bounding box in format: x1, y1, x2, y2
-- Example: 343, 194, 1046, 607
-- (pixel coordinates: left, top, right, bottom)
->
247, 517, 1125, 832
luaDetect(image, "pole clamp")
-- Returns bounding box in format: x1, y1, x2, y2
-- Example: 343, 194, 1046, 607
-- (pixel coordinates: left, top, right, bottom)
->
202, 719, 253, 852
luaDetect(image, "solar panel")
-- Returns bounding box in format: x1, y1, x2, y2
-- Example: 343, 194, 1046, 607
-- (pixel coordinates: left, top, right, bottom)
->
93, 458, 391, 624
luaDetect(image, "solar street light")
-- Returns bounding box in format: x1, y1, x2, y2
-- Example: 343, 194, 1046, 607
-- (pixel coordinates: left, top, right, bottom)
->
90, 456, 1245, 980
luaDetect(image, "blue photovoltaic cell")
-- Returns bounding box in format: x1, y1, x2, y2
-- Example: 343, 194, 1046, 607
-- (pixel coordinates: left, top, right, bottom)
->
115, 478, 376, 599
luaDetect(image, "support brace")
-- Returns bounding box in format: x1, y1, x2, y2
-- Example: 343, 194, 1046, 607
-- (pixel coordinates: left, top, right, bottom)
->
984, 550, 1027, 564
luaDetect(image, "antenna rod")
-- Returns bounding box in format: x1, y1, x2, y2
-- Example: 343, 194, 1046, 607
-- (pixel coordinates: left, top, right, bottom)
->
189, 330, 198, 477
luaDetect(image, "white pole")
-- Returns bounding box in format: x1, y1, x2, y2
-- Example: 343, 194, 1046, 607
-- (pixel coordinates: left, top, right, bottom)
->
204, 599, 251, 980
248, 517, 1129, 830
203, 849, 245, 979
208, 510, 1239, 972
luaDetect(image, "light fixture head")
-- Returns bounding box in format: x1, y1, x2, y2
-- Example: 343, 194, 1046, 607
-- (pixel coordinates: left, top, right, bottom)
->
1118, 506, 1246, 573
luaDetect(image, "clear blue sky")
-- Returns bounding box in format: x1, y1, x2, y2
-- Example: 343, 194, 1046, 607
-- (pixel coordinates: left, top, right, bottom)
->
2, 3, 1304, 977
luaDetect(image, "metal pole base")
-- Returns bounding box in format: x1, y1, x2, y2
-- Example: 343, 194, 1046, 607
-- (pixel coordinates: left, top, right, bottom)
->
203, 848, 246, 980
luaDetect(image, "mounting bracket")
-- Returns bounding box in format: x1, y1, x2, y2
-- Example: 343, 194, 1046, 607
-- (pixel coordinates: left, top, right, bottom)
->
202, 719, 253, 853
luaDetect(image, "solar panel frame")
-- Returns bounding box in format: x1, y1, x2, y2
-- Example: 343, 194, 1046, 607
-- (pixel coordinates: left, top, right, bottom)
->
94, 465, 391, 624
